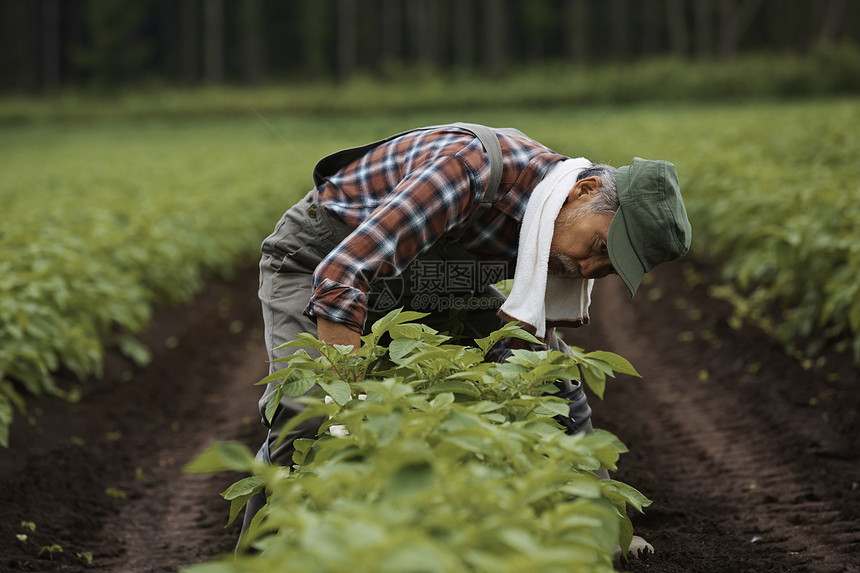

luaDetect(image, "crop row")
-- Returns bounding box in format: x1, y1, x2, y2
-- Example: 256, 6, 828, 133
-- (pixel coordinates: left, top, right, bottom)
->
647, 100, 859, 364
185, 312, 647, 572
0, 120, 319, 446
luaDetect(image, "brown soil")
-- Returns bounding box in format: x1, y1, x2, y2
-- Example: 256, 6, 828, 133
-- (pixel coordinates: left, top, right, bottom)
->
1, 261, 858, 572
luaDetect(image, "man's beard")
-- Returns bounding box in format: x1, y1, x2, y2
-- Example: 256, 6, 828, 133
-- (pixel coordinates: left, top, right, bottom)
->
548, 252, 582, 279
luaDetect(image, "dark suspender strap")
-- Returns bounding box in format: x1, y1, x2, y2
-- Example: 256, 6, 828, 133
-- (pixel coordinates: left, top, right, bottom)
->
450, 122, 504, 211
448, 122, 528, 237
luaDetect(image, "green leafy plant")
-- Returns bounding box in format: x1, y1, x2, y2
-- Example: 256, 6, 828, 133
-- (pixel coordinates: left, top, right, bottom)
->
38, 544, 63, 560
669, 100, 860, 363
186, 311, 646, 572
0, 119, 314, 446
105, 486, 127, 501
77, 551, 94, 565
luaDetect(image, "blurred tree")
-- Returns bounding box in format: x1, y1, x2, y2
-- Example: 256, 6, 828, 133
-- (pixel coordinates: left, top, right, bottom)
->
522, 0, 553, 61
694, 0, 715, 58
819, 0, 847, 43
301, 0, 330, 78
179, 0, 199, 84
453, 0, 475, 70
639, 0, 661, 56
381, 0, 404, 70
717, 0, 765, 59
408, 0, 441, 69
337, 0, 357, 82
764, 0, 794, 51
609, 0, 632, 58
565, 0, 589, 63
240, 0, 265, 84
2, 0, 859, 93
666, 0, 689, 56
203, 0, 223, 83
482, 0, 506, 77
42, 0, 61, 93
72, 0, 151, 88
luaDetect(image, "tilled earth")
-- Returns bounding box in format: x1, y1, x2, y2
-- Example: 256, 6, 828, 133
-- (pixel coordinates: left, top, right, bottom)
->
1, 262, 858, 572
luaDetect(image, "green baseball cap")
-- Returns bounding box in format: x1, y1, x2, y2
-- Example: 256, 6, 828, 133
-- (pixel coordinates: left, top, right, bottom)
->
607, 158, 692, 298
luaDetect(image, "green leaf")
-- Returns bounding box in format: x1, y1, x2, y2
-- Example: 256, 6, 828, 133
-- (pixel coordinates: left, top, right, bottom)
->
0, 389, 18, 448
537, 400, 571, 418
585, 351, 641, 378
273, 400, 336, 449
263, 386, 283, 426
474, 322, 541, 355
364, 411, 404, 445
440, 432, 495, 456
388, 462, 434, 497
498, 527, 539, 553
117, 335, 152, 367
430, 392, 455, 410
389, 322, 446, 343
222, 475, 265, 500
617, 509, 634, 557
292, 438, 315, 466
602, 479, 652, 513
277, 333, 328, 352
389, 337, 423, 361
423, 379, 481, 397
256, 361, 315, 386
317, 378, 352, 405
468, 400, 504, 414
222, 476, 265, 526
580, 363, 607, 399
369, 309, 429, 337
281, 376, 317, 398
184, 441, 255, 474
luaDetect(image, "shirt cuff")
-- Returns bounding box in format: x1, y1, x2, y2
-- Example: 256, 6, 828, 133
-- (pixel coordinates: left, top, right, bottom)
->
303, 278, 367, 333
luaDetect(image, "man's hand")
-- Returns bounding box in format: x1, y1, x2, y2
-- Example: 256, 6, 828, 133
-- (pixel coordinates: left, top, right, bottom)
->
317, 317, 361, 351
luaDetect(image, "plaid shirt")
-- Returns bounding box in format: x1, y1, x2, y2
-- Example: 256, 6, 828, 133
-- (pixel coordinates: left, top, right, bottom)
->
306, 125, 567, 332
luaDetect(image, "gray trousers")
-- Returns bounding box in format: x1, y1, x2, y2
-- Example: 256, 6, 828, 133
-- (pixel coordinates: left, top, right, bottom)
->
242, 190, 598, 534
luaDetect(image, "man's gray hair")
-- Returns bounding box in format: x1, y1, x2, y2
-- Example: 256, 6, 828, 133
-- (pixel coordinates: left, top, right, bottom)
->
577, 163, 619, 214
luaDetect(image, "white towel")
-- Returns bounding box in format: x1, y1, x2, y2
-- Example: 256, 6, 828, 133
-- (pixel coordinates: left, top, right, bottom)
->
498, 158, 594, 340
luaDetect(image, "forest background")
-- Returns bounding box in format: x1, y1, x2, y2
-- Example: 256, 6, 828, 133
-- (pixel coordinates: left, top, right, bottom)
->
3, 0, 859, 99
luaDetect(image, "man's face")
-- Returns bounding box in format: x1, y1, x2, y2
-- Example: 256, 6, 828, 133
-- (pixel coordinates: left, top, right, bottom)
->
549, 179, 615, 280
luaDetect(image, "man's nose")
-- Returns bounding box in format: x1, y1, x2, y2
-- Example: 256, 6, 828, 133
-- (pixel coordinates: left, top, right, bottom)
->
579, 256, 613, 279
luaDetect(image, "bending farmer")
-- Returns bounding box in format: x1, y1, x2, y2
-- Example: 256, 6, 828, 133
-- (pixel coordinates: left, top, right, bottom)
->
244, 123, 692, 533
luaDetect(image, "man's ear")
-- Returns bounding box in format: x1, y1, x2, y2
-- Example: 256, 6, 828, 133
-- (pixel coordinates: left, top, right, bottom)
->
567, 176, 601, 204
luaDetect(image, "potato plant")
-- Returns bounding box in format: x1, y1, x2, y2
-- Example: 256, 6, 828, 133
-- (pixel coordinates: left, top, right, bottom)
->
0, 120, 316, 446
186, 311, 647, 573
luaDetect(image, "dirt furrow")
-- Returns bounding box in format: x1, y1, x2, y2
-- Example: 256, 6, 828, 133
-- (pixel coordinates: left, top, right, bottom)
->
98, 342, 268, 573
1, 268, 268, 572
568, 266, 860, 572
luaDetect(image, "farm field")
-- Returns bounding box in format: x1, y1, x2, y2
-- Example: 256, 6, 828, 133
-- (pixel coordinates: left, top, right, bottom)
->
1, 98, 859, 571
2, 262, 857, 572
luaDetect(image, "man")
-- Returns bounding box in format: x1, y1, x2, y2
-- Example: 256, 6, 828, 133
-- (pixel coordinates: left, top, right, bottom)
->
244, 122, 691, 535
